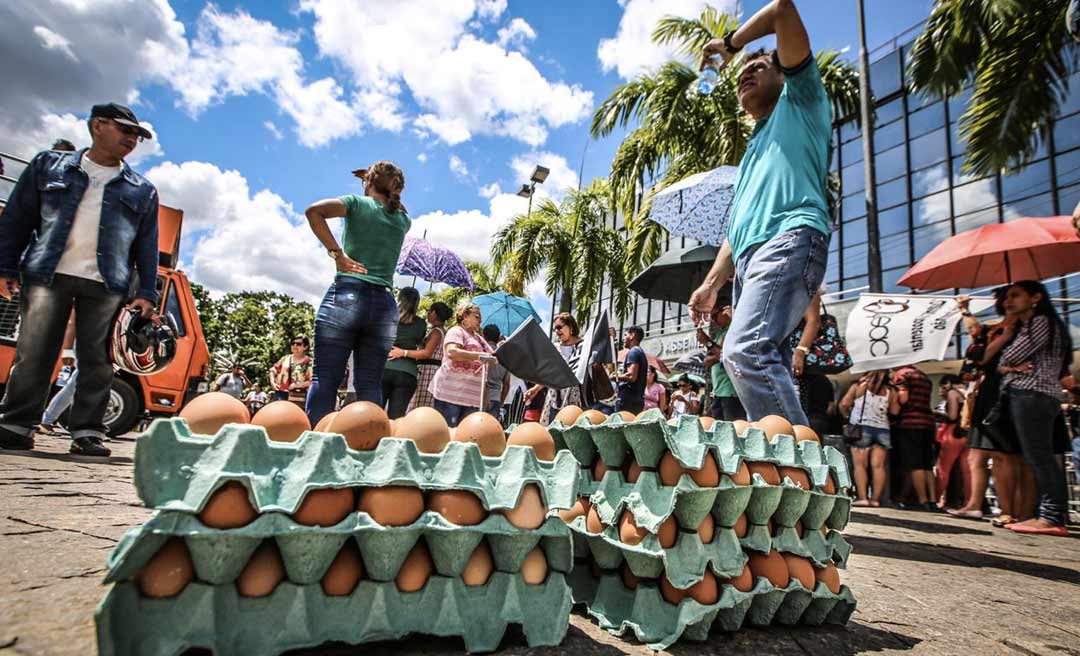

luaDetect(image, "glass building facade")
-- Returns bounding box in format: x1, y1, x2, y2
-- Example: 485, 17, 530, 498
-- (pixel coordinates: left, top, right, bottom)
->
584, 35, 1080, 360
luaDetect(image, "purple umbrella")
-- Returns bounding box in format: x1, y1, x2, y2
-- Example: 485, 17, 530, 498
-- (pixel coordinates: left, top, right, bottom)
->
396, 235, 474, 290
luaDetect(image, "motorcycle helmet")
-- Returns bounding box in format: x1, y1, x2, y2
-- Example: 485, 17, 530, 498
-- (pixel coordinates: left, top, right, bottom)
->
110, 307, 178, 376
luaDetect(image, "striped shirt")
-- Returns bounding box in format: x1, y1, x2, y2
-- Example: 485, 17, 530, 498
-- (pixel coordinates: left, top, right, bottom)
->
1000, 315, 1067, 398
891, 366, 934, 430
429, 326, 493, 408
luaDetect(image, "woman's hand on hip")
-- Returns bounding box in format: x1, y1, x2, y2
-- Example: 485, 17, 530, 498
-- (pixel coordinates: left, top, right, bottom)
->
335, 254, 368, 275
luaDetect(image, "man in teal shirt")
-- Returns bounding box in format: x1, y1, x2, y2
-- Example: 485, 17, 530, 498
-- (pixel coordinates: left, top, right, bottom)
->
688, 0, 830, 425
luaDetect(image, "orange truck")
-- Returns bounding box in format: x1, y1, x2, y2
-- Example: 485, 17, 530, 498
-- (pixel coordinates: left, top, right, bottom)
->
0, 202, 211, 435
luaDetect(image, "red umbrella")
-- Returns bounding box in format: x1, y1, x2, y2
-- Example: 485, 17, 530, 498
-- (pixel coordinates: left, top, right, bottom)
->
618, 348, 671, 374
897, 216, 1080, 291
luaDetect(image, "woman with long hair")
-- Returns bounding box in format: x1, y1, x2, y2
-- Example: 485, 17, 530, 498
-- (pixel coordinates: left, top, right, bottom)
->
407, 302, 452, 412
303, 161, 410, 427
990, 281, 1073, 536
840, 370, 897, 507
536, 312, 585, 424
429, 302, 496, 426
643, 366, 668, 414
933, 374, 970, 509
381, 287, 427, 419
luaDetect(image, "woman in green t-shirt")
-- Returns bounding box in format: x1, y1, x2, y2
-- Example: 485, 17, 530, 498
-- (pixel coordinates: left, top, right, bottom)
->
303, 161, 411, 427
381, 287, 428, 419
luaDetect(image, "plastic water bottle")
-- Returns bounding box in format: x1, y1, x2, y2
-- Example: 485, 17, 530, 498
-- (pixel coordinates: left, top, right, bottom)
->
694, 55, 723, 96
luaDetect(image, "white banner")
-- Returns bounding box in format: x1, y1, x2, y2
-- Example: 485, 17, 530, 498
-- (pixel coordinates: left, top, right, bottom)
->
846, 293, 995, 374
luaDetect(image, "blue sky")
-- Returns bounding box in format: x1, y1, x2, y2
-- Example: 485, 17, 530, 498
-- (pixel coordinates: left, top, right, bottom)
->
1, 0, 934, 326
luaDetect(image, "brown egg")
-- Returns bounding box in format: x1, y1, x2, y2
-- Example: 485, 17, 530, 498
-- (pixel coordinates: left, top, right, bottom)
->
462, 541, 494, 587
660, 576, 687, 605
321, 540, 364, 596
624, 459, 642, 483
658, 516, 677, 549
746, 461, 781, 485
723, 564, 754, 592
815, 563, 841, 594
428, 490, 488, 526
507, 422, 555, 460
582, 409, 607, 425
557, 496, 591, 523
585, 505, 605, 533
592, 458, 610, 482
292, 488, 354, 527
454, 412, 507, 456
137, 537, 194, 598
778, 466, 811, 490
621, 565, 641, 590
755, 415, 795, 440
697, 513, 715, 544
388, 419, 398, 436
501, 484, 547, 530
729, 460, 751, 486
732, 513, 748, 538
689, 570, 719, 605
748, 549, 790, 588
731, 419, 751, 436
252, 401, 311, 442
618, 511, 648, 546
794, 520, 805, 537
180, 392, 250, 435
793, 424, 820, 443
615, 410, 636, 422
820, 471, 837, 495
783, 554, 815, 590
198, 481, 258, 529
699, 416, 715, 431
396, 407, 451, 454
521, 546, 548, 585
554, 404, 584, 425
329, 402, 391, 451
688, 452, 720, 487
357, 486, 424, 526
236, 540, 285, 598
658, 451, 685, 486
313, 411, 337, 433
396, 541, 434, 593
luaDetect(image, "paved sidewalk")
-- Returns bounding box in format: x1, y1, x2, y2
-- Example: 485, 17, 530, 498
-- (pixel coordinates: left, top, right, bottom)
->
1, 433, 1078, 655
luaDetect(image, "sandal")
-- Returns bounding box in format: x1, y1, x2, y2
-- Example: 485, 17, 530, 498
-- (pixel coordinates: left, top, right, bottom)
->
991, 515, 1016, 527
852, 499, 871, 507
946, 508, 984, 520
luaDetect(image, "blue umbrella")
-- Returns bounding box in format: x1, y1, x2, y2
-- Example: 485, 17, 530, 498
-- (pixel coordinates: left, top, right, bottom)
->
472, 292, 542, 338
649, 166, 739, 246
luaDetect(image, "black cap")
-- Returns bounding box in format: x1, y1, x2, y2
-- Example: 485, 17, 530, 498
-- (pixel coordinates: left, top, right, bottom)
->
90, 103, 153, 140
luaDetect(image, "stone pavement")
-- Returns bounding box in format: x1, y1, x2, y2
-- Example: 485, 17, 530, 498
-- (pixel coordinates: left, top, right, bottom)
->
1, 433, 1078, 656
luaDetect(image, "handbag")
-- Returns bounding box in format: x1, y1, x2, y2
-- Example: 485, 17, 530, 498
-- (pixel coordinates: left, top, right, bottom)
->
790, 302, 853, 375
842, 388, 868, 444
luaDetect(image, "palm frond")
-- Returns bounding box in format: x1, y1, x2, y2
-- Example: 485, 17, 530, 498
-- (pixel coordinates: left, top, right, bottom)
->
652, 8, 738, 59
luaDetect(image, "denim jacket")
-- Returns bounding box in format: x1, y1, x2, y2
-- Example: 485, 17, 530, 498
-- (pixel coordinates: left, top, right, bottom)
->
0, 148, 159, 303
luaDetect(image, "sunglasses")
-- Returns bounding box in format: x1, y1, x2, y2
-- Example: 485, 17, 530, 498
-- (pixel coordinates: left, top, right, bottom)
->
109, 120, 145, 142
554, 323, 566, 330
291, 341, 305, 346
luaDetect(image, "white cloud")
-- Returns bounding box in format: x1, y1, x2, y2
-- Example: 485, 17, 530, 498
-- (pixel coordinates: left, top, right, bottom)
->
598, 0, 736, 79
497, 18, 537, 51
145, 160, 333, 303
417, 153, 429, 163
7, 112, 164, 166
449, 154, 471, 179
511, 150, 579, 198
264, 121, 283, 140
33, 25, 79, 62
479, 182, 501, 198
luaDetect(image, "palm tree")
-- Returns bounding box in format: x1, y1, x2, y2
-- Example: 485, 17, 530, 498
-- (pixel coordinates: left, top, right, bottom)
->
908, 0, 1078, 177
592, 6, 861, 275
490, 179, 633, 323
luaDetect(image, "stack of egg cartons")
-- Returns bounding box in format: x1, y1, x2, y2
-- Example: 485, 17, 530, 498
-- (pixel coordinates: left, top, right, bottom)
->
549, 408, 856, 650
95, 395, 579, 655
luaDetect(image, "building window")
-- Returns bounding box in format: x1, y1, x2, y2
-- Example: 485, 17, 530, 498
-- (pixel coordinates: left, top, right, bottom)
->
877, 176, 908, 208
878, 204, 910, 236
907, 101, 946, 139
875, 99, 905, 127
1000, 159, 1051, 202
881, 232, 911, 270
870, 50, 902, 100
951, 178, 998, 217
874, 120, 906, 154
911, 162, 950, 199
842, 218, 867, 247
1054, 112, 1080, 153
875, 144, 906, 182
841, 160, 864, 195
909, 128, 948, 171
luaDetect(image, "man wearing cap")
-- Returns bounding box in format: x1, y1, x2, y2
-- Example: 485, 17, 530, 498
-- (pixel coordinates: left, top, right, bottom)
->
0, 103, 159, 456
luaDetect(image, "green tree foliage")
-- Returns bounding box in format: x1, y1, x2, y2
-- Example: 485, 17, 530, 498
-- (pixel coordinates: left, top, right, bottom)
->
908, 0, 1078, 176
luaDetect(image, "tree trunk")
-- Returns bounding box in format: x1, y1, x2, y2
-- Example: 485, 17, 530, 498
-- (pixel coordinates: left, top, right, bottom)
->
558, 274, 573, 315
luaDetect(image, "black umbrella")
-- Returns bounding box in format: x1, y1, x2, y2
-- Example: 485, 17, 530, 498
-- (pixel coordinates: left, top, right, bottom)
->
629, 244, 733, 304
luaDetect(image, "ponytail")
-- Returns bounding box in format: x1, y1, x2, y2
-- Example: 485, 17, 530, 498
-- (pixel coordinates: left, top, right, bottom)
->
356, 160, 406, 214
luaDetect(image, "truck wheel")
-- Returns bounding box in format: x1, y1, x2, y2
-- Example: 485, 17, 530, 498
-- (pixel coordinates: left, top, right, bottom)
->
105, 379, 141, 436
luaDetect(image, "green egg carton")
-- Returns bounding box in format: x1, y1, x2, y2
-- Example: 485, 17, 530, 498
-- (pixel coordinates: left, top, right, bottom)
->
96, 571, 573, 656
737, 524, 852, 568
134, 419, 578, 514
105, 510, 573, 586
567, 567, 856, 650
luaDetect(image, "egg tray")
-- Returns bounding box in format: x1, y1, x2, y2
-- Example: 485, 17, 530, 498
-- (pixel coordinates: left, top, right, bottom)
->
96, 571, 573, 656
134, 419, 578, 515
567, 518, 850, 590
104, 510, 573, 586
567, 567, 856, 651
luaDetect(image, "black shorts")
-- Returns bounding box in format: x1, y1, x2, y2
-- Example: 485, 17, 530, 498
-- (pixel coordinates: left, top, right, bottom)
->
891, 427, 935, 472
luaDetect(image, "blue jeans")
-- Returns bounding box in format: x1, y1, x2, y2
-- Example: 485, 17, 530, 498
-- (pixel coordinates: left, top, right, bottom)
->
43, 368, 78, 426
1009, 389, 1068, 526
306, 277, 397, 427
724, 227, 829, 424
433, 399, 477, 428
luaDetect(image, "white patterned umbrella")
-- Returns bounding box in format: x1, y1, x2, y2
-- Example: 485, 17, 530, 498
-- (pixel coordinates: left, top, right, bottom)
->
650, 166, 739, 246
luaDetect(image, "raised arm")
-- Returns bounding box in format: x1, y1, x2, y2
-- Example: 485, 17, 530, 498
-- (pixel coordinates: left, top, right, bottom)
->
305, 198, 367, 276
702, 0, 811, 71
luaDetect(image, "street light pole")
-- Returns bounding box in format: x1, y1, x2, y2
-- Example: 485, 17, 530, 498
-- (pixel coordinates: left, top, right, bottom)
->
857, 0, 883, 293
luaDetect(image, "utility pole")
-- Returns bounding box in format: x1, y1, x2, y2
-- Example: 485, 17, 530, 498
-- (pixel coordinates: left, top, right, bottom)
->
857, 0, 883, 292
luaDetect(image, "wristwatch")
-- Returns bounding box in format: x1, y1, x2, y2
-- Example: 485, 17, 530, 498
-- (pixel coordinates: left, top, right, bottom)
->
723, 30, 742, 53
795, 345, 810, 354
327, 249, 342, 260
